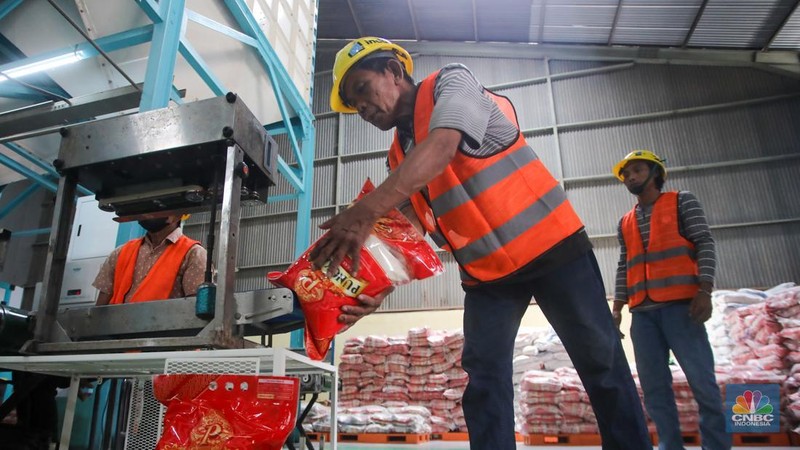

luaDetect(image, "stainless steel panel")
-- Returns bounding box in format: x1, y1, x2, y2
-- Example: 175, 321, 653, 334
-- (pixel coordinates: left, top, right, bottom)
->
56, 289, 293, 339
57, 95, 277, 214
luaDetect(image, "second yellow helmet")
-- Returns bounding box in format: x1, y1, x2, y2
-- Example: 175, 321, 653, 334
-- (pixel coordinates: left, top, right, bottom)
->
330, 37, 413, 114
612, 150, 667, 181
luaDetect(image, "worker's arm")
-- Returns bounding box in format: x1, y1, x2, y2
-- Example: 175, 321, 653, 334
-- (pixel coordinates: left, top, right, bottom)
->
678, 191, 716, 323
96, 291, 112, 306
612, 219, 628, 337
92, 248, 120, 306
181, 245, 209, 296
400, 202, 424, 236
310, 127, 461, 275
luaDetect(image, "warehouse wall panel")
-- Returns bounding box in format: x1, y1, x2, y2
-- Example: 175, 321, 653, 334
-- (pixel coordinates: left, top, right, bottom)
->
496, 83, 554, 130
559, 99, 800, 178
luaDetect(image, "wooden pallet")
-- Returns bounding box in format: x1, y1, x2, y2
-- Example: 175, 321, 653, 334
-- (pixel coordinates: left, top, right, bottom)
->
303, 432, 329, 442
432, 432, 469, 441
337, 433, 431, 444
732, 432, 791, 446
430, 432, 522, 441
651, 432, 791, 446
523, 433, 602, 445
651, 432, 699, 446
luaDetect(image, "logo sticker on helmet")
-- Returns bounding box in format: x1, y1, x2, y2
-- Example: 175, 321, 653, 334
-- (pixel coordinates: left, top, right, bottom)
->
348, 42, 364, 57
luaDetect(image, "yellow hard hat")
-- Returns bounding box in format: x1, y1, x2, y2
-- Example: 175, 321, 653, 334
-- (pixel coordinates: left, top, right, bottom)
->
330, 37, 413, 113
612, 150, 667, 181
181, 214, 191, 221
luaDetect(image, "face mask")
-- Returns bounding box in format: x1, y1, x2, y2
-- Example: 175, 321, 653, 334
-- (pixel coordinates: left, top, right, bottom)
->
138, 218, 170, 233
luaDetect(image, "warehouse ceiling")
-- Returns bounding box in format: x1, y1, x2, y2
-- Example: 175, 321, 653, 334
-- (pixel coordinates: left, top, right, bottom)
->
318, 0, 800, 50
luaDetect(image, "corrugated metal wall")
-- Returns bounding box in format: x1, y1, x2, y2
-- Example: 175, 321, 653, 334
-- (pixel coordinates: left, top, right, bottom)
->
185, 43, 800, 310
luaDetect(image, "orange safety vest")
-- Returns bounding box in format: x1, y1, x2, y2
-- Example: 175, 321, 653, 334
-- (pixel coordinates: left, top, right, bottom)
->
621, 192, 699, 308
387, 70, 584, 283
109, 235, 200, 304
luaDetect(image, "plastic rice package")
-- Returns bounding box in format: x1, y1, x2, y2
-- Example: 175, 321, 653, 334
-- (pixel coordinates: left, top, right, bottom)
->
269, 179, 444, 360
153, 375, 299, 450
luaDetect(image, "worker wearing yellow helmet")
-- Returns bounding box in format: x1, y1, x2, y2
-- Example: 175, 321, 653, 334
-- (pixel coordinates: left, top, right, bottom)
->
612, 151, 728, 449
315, 37, 651, 450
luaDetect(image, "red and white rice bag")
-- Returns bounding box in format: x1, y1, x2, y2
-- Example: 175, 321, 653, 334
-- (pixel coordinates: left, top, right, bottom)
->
269, 179, 444, 360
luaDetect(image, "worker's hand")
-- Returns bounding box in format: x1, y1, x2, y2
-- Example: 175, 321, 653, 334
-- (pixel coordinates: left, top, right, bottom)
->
611, 301, 626, 339
309, 202, 379, 276
611, 310, 625, 339
689, 289, 713, 324
337, 287, 394, 330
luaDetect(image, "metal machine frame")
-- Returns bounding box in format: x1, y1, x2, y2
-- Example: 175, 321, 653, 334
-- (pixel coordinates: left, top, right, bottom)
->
26, 94, 295, 354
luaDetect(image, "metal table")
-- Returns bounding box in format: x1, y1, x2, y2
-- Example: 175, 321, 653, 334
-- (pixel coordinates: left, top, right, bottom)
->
0, 348, 338, 449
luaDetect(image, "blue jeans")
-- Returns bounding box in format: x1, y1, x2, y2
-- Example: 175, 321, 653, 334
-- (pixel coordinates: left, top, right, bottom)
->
461, 252, 651, 450
631, 302, 731, 450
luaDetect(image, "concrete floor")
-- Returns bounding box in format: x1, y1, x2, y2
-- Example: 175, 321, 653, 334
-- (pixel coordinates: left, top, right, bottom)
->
309, 445, 792, 450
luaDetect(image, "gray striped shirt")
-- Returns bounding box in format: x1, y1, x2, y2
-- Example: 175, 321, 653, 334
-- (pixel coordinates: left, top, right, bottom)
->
392, 63, 523, 210
393, 63, 520, 157
614, 191, 716, 307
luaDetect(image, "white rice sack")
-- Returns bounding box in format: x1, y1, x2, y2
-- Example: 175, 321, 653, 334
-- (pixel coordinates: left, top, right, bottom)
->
364, 234, 411, 285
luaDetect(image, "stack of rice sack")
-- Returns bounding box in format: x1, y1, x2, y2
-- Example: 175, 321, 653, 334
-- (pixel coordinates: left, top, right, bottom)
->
717, 283, 797, 432
338, 405, 432, 434
337, 327, 468, 434
301, 402, 331, 434
706, 289, 767, 365
512, 327, 573, 378
516, 368, 597, 435
727, 300, 784, 371
758, 284, 800, 433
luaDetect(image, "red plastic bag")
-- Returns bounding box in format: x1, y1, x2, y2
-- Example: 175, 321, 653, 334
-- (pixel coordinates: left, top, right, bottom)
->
153, 374, 299, 450
269, 179, 443, 360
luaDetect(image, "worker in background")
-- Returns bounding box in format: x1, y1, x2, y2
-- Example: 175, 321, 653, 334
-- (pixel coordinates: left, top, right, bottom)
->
93, 215, 207, 305
611, 151, 730, 450
310, 37, 651, 450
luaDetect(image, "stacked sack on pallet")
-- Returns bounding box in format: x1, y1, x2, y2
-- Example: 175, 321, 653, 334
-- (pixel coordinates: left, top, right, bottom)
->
338, 405, 432, 434
516, 368, 598, 435
512, 327, 573, 384
337, 327, 468, 434
706, 289, 768, 365
714, 282, 797, 431
759, 284, 800, 433
301, 402, 331, 434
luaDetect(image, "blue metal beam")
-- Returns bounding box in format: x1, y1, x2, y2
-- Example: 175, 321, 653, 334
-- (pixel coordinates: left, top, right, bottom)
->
135, 0, 163, 22
223, 0, 315, 179
0, 153, 57, 193
223, 0, 314, 127
3, 142, 58, 177
178, 40, 227, 96
277, 157, 304, 192
0, 0, 23, 22
170, 85, 184, 104
3, 143, 92, 196
0, 183, 38, 221
185, 9, 258, 47
12, 227, 50, 237
0, 26, 154, 75
0, 84, 49, 101
140, 0, 185, 111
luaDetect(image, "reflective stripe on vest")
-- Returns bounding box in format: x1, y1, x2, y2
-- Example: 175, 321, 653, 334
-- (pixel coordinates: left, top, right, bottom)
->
622, 192, 699, 308
110, 234, 200, 304
388, 70, 584, 283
